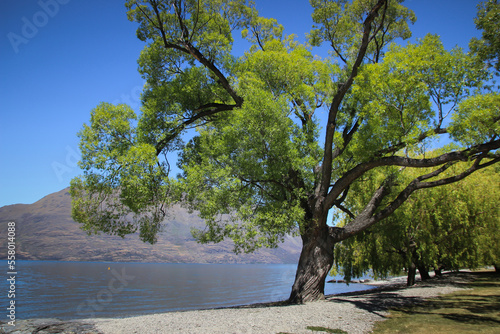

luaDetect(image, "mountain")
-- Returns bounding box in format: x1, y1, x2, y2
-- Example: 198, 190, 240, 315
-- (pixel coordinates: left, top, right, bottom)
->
0, 188, 301, 264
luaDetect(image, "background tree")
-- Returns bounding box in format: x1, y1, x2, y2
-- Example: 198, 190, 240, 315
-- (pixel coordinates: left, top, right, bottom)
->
71, 0, 500, 303
333, 161, 500, 286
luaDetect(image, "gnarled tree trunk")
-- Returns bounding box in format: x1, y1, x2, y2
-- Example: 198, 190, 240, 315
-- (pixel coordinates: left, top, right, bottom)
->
289, 223, 335, 304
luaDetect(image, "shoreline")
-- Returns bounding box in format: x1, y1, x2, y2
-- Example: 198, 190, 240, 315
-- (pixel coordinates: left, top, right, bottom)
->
1, 272, 477, 334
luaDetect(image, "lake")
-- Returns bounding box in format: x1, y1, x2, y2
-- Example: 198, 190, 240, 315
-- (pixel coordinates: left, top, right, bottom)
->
2, 261, 375, 320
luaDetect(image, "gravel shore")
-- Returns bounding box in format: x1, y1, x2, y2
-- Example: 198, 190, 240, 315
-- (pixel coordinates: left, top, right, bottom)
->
90, 272, 472, 334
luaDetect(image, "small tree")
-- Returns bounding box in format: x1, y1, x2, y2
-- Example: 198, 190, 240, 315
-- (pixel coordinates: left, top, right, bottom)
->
71, 0, 500, 303
334, 161, 500, 286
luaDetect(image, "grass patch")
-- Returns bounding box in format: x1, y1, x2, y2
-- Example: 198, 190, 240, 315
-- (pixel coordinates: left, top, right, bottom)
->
277, 326, 348, 334
305, 326, 348, 333
372, 271, 500, 333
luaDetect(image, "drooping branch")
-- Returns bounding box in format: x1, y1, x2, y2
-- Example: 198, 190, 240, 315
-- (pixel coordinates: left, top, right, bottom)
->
330, 153, 500, 242
371, 155, 500, 226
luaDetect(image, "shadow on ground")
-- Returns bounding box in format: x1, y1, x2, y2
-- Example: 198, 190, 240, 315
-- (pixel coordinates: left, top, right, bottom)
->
325, 271, 498, 320
332, 271, 500, 333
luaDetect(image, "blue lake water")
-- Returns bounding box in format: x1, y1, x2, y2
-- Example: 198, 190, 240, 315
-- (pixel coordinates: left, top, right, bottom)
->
1, 261, 375, 320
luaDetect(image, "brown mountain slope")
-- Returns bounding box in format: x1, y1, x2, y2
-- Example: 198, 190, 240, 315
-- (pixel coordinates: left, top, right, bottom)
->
0, 188, 301, 263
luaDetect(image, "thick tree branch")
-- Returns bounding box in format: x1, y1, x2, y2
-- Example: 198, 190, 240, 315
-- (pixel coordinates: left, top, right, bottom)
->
325, 139, 500, 210
330, 153, 500, 242
334, 185, 350, 206
330, 176, 393, 241
319, 0, 387, 198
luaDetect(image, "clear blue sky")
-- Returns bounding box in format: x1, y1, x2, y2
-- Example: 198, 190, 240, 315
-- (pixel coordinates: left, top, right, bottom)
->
0, 0, 481, 207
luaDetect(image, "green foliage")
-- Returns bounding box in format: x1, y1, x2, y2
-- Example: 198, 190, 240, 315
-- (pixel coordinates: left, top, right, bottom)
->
334, 162, 500, 281
240, 10, 284, 52
309, 0, 415, 63
126, 0, 250, 64
71, 0, 499, 259
71, 102, 172, 244
178, 41, 329, 251
348, 34, 485, 161
450, 93, 500, 147
470, 0, 500, 72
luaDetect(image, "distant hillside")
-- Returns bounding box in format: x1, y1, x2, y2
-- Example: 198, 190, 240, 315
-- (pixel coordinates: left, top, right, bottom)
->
0, 188, 301, 264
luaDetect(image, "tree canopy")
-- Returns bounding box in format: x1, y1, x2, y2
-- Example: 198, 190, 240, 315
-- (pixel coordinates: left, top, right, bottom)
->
71, 0, 500, 303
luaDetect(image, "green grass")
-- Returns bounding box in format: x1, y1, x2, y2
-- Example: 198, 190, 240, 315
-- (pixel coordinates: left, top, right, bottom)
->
305, 326, 348, 333
372, 271, 500, 334
306, 326, 348, 333
277, 326, 347, 334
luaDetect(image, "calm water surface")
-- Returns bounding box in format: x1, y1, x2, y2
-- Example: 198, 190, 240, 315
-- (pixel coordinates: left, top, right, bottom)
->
2, 261, 374, 320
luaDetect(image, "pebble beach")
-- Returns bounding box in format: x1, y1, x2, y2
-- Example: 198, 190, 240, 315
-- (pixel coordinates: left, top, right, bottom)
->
2, 273, 472, 334
94, 274, 467, 334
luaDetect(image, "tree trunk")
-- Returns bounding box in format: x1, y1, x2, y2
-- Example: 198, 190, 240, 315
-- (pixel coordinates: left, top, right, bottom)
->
289, 224, 335, 304
418, 265, 431, 281
407, 262, 417, 286
494, 264, 499, 273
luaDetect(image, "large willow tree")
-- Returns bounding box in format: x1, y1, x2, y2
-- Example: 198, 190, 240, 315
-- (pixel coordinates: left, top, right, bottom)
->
71, 0, 500, 303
